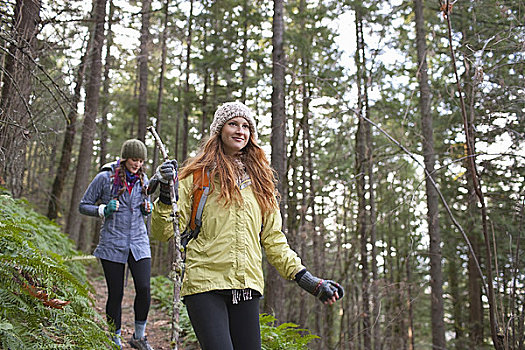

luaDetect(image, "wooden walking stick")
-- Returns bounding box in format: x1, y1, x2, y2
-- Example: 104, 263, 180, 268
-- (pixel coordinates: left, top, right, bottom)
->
147, 126, 182, 350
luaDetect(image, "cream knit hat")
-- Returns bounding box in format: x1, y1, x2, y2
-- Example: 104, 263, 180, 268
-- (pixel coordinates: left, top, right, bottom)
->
209, 102, 258, 140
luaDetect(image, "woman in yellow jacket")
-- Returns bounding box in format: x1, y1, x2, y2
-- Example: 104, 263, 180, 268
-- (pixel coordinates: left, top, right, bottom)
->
151, 101, 343, 350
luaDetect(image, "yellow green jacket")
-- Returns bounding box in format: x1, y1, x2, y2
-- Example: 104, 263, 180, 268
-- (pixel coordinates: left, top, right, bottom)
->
151, 175, 305, 297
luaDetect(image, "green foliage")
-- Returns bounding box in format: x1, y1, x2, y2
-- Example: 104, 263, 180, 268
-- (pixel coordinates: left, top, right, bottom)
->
150, 276, 319, 349
150, 275, 198, 348
260, 313, 319, 350
0, 194, 116, 349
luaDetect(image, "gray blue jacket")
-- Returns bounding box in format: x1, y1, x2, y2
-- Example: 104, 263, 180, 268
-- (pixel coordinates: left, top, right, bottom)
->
79, 161, 151, 263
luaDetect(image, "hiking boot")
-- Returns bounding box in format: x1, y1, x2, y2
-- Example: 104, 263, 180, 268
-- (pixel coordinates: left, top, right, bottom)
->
129, 334, 154, 350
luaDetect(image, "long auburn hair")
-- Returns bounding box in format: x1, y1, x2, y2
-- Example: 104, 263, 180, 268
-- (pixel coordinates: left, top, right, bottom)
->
179, 133, 279, 215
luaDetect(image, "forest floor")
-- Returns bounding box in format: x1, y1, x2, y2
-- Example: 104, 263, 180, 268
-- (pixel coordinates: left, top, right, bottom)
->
89, 266, 173, 350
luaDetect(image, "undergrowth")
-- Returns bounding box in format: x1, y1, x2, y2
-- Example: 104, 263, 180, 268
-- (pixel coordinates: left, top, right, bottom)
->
0, 191, 318, 349
0, 193, 116, 349
150, 275, 319, 349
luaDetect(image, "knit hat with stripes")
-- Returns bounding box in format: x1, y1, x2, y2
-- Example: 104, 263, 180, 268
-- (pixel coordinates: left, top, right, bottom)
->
209, 102, 258, 140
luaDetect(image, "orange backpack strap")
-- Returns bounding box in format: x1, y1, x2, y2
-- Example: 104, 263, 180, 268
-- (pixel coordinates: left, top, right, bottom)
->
189, 168, 209, 230
182, 168, 210, 248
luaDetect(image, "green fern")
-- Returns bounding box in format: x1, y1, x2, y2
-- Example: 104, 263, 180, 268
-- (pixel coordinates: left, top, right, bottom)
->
0, 194, 117, 349
150, 275, 199, 348
260, 313, 319, 350
149, 275, 319, 349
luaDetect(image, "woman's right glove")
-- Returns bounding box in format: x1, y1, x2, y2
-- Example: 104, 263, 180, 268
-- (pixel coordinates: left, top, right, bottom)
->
98, 199, 119, 218
295, 269, 344, 304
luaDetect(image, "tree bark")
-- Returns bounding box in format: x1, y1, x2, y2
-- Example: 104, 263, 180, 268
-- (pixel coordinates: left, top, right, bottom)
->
153, 0, 170, 171
47, 33, 92, 221
406, 254, 415, 350
264, 0, 286, 321
90, 0, 115, 252
460, 16, 484, 346
355, 9, 371, 350
0, 0, 42, 198
466, 193, 483, 346
137, 0, 151, 142
414, 0, 446, 348
98, 0, 115, 168
65, 0, 107, 244
240, 0, 249, 103
181, 0, 194, 161
448, 249, 466, 347
199, 0, 210, 138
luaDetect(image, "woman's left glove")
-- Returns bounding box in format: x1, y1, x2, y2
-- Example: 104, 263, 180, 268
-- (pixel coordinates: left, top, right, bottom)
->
156, 160, 177, 183
295, 269, 344, 304
140, 199, 153, 215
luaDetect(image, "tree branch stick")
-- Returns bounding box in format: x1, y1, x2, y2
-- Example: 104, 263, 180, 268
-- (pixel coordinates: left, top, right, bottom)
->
147, 125, 182, 350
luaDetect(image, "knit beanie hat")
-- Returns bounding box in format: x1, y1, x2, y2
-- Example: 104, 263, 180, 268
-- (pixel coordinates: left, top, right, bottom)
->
120, 139, 147, 160
210, 102, 258, 140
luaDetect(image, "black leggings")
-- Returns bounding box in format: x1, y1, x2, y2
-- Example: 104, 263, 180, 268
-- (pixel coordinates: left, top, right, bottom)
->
100, 255, 151, 331
184, 291, 261, 350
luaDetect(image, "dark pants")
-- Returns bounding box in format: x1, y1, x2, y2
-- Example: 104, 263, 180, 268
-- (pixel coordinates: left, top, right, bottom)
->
100, 254, 151, 331
184, 291, 262, 350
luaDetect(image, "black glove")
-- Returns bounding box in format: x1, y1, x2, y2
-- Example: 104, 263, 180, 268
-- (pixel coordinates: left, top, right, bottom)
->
152, 160, 178, 205
295, 269, 344, 303
147, 177, 159, 195
156, 160, 177, 184
148, 160, 177, 195
159, 182, 172, 205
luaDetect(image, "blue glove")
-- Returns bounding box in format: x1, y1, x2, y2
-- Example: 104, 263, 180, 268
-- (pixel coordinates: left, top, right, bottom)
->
140, 199, 152, 215
103, 199, 119, 217
296, 270, 344, 303
155, 160, 177, 184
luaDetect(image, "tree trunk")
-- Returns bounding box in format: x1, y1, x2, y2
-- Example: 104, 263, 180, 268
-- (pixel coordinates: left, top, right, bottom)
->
355, 10, 371, 350
448, 249, 466, 347
362, 19, 380, 350
0, 0, 42, 198
285, 98, 301, 323
65, 0, 107, 244
182, 0, 194, 161
90, 0, 115, 252
47, 33, 92, 221
200, 0, 209, 138
153, 0, 170, 171
264, 0, 286, 321
466, 207, 483, 346
413, 0, 446, 348
459, 17, 485, 345
406, 254, 415, 350
240, 0, 249, 103
137, 0, 151, 142
98, 0, 115, 168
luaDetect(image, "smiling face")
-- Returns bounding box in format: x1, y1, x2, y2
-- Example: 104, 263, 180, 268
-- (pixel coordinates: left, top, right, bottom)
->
220, 116, 251, 156
124, 158, 144, 174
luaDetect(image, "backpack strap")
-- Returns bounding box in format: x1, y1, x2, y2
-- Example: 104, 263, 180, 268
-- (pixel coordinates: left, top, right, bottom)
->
181, 168, 210, 248
99, 160, 120, 198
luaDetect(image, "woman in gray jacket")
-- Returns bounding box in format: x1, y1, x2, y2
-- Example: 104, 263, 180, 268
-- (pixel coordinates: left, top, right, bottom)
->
79, 139, 154, 350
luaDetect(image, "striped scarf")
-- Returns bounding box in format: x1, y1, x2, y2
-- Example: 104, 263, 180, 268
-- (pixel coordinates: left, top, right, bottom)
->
112, 160, 140, 196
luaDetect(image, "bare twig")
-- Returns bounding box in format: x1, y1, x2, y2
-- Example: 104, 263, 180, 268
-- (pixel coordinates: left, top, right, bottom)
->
359, 112, 487, 296
440, 1, 504, 348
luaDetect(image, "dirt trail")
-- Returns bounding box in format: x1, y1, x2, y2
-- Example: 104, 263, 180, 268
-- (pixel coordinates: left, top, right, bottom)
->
91, 270, 172, 350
